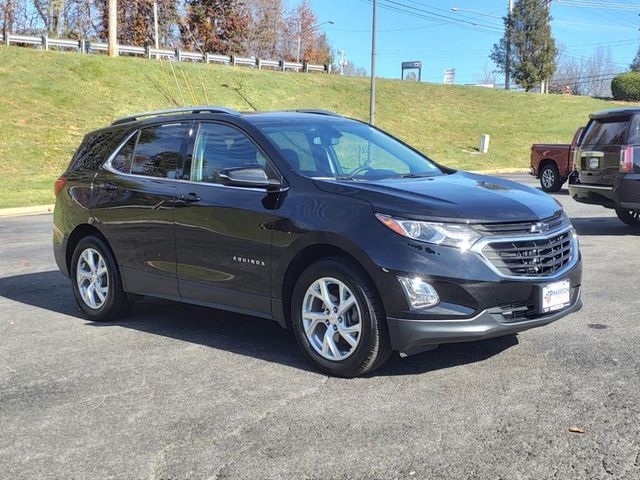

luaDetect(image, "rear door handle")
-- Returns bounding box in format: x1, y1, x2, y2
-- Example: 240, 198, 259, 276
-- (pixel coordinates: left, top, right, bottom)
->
98, 182, 118, 191
177, 193, 201, 203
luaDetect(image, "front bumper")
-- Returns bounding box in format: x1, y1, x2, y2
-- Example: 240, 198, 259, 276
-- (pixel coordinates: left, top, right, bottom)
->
388, 286, 582, 356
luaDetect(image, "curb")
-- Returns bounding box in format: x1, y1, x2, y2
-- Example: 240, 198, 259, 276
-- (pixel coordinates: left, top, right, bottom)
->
0, 204, 54, 218
470, 168, 530, 174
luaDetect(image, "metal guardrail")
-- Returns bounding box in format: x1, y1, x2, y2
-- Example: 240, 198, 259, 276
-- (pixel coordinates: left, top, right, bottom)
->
2, 33, 332, 74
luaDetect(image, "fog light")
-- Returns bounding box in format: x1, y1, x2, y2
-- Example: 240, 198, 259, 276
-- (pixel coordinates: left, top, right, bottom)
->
398, 276, 439, 310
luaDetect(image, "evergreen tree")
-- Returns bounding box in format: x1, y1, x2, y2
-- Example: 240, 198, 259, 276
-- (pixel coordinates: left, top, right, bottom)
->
490, 0, 557, 91
630, 46, 640, 72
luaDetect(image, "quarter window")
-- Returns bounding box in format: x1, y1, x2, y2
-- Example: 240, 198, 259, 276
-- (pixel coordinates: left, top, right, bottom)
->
189, 123, 268, 184
131, 124, 188, 178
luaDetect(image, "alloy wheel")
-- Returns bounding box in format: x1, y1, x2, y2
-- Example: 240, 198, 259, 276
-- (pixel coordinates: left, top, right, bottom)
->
541, 168, 555, 189
76, 247, 109, 310
302, 277, 362, 361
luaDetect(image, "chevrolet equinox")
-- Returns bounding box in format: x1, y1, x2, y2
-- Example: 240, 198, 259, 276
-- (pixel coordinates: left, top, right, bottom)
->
53, 107, 583, 377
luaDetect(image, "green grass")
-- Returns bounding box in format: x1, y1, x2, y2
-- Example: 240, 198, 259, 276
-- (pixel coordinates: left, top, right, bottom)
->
0, 45, 635, 208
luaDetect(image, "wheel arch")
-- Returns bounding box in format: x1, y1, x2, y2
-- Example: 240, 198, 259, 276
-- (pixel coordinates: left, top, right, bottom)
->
280, 243, 382, 329
66, 223, 118, 278
539, 158, 558, 173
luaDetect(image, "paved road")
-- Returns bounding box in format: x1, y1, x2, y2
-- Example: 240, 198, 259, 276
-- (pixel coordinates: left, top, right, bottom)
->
1, 174, 639, 479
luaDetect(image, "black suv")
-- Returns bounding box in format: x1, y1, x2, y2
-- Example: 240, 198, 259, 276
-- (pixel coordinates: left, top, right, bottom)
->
568, 108, 640, 227
53, 107, 582, 377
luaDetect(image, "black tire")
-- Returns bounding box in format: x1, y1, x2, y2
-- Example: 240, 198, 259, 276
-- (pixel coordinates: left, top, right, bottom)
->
539, 163, 562, 193
615, 208, 640, 228
70, 235, 134, 321
291, 257, 392, 377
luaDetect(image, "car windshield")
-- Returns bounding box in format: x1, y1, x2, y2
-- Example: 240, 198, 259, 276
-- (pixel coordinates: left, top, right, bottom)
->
258, 119, 443, 180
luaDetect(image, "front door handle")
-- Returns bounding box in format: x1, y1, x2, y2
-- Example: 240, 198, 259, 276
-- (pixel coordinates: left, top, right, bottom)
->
177, 193, 201, 204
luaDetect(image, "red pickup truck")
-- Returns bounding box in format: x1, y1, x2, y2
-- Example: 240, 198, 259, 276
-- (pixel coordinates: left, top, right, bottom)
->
530, 127, 584, 192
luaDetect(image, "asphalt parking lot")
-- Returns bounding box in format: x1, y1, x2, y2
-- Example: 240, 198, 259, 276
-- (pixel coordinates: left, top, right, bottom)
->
1, 174, 639, 479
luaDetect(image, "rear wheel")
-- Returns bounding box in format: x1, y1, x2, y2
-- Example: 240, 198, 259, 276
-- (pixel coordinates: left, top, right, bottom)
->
540, 163, 562, 193
71, 235, 134, 321
291, 258, 391, 377
615, 208, 640, 228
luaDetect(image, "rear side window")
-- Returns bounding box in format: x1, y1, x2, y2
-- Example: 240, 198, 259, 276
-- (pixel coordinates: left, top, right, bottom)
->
581, 118, 630, 146
131, 123, 188, 178
71, 129, 129, 171
111, 133, 138, 173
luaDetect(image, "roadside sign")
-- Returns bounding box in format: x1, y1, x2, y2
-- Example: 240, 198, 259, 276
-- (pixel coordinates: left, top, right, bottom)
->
444, 68, 455, 85
401, 61, 422, 82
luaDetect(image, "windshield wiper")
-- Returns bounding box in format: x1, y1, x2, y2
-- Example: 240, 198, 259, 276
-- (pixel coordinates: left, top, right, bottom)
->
393, 173, 433, 179
334, 175, 356, 181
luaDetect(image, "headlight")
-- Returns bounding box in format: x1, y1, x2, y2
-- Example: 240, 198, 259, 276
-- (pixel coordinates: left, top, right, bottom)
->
375, 213, 481, 250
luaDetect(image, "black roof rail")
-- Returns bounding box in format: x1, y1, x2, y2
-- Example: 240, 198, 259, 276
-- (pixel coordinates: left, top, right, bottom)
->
111, 106, 241, 126
285, 109, 343, 117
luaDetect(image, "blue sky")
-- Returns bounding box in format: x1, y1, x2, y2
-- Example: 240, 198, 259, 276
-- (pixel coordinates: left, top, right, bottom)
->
286, 0, 640, 84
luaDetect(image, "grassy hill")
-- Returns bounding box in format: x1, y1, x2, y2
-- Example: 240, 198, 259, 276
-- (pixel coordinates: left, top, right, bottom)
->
0, 45, 633, 208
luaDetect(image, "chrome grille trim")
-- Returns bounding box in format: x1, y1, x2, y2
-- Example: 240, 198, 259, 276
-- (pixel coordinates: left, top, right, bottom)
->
473, 212, 570, 236
471, 226, 579, 280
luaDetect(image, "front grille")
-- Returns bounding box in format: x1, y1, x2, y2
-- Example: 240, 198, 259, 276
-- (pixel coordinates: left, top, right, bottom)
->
481, 230, 574, 277
498, 300, 536, 322
497, 286, 580, 323
474, 212, 567, 236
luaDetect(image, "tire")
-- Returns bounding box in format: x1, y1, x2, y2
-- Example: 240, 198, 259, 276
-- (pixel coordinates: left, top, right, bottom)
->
291, 257, 392, 377
615, 208, 640, 228
70, 235, 134, 321
540, 163, 562, 193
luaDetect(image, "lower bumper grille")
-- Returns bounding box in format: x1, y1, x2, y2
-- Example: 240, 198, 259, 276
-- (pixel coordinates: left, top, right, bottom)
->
481, 230, 575, 278
498, 286, 580, 323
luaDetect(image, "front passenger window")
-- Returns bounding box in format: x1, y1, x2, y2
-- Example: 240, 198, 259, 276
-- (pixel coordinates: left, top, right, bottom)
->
190, 123, 268, 184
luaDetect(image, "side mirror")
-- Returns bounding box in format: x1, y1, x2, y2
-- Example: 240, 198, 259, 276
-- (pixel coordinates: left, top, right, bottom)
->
219, 166, 283, 191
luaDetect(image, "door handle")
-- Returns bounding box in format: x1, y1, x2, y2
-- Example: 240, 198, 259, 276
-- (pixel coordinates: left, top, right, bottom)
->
98, 182, 118, 191
177, 193, 201, 203
580, 151, 604, 158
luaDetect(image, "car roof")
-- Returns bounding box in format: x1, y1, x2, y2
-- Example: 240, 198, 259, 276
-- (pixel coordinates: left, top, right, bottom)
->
108, 107, 349, 129
590, 107, 640, 120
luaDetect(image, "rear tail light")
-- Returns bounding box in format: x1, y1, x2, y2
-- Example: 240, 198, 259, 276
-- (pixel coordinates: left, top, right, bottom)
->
54, 176, 67, 196
620, 146, 637, 173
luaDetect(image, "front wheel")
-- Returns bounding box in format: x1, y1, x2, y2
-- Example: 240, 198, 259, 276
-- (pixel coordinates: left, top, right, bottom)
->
540, 163, 562, 193
291, 258, 392, 377
71, 235, 134, 321
615, 208, 640, 228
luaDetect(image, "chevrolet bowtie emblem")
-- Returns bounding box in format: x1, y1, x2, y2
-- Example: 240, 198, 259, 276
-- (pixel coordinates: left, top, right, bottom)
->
530, 222, 550, 234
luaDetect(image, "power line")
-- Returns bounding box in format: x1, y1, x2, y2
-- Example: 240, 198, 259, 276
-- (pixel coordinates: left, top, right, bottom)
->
354, 0, 503, 35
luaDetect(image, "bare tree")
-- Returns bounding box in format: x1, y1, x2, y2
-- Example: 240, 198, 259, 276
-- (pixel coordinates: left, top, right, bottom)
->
551, 47, 618, 97
342, 60, 367, 77
244, 0, 285, 58
476, 61, 498, 86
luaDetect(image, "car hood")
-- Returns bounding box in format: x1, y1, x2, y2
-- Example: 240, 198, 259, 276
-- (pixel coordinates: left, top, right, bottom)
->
313, 171, 563, 223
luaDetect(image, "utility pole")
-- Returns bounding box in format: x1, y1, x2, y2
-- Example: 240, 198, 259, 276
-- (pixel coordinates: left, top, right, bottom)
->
296, 20, 302, 63
370, 0, 377, 125
153, 0, 159, 60
505, 0, 513, 90
108, 0, 117, 57
338, 49, 346, 75
543, 0, 552, 94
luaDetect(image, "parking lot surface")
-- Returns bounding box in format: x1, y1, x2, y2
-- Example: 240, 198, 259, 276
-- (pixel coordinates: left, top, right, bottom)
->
1, 174, 639, 479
